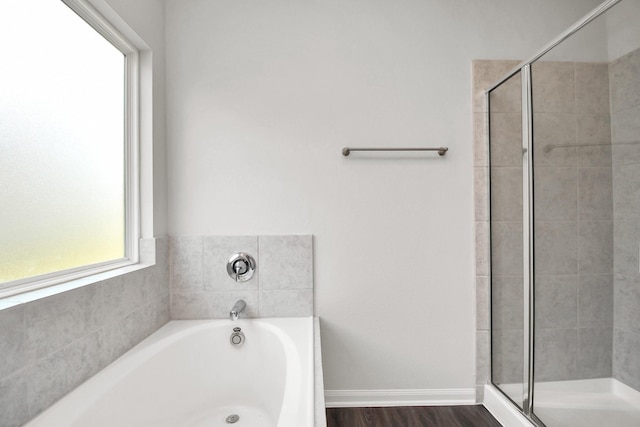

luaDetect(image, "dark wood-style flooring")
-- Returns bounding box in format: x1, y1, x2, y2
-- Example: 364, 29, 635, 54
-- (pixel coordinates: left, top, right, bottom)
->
326, 405, 502, 427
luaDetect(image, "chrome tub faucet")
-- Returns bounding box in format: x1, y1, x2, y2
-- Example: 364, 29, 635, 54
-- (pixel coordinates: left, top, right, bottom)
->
230, 300, 246, 321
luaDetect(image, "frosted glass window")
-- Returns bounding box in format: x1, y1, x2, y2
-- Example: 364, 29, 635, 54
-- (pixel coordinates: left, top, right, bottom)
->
0, 0, 127, 286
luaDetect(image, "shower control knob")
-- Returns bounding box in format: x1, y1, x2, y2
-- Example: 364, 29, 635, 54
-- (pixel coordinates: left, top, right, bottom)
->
233, 259, 248, 275
226, 253, 256, 282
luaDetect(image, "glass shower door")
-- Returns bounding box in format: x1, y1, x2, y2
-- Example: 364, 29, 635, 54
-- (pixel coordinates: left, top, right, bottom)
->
529, 1, 640, 426
489, 70, 527, 409
486, 1, 640, 426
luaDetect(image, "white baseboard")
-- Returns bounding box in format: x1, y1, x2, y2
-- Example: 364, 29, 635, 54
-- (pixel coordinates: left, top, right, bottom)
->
324, 388, 476, 408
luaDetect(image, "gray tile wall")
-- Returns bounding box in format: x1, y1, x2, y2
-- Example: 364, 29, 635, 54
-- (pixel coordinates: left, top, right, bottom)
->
531, 60, 613, 383
170, 235, 314, 319
0, 237, 170, 427
610, 47, 640, 391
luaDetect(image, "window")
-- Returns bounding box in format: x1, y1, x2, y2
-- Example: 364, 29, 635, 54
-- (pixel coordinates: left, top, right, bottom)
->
0, 0, 139, 296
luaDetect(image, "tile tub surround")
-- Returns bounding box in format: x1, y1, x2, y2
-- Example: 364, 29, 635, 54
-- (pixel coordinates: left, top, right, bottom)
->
473, 59, 617, 398
170, 235, 314, 319
0, 237, 171, 427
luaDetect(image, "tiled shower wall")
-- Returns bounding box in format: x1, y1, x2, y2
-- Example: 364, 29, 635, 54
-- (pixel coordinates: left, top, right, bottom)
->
611, 47, 640, 391
473, 58, 616, 397
0, 237, 170, 427
489, 67, 529, 390
531, 60, 613, 383
473, 59, 521, 402
170, 235, 313, 318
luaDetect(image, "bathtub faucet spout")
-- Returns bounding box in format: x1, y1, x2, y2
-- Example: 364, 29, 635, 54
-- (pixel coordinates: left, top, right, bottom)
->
230, 300, 246, 321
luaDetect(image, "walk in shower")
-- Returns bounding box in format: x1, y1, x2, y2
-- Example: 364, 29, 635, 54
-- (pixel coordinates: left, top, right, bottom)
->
486, 0, 640, 425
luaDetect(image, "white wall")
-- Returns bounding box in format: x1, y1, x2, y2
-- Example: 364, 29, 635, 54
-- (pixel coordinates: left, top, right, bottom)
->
165, 0, 601, 395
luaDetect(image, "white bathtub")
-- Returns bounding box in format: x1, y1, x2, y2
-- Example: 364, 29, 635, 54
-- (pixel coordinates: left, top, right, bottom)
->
25, 317, 315, 427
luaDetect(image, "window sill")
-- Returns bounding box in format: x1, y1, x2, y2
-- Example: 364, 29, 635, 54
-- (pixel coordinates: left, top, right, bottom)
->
0, 238, 158, 311
0, 262, 154, 311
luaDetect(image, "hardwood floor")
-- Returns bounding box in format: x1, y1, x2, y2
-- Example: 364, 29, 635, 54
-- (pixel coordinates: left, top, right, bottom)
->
326, 405, 502, 427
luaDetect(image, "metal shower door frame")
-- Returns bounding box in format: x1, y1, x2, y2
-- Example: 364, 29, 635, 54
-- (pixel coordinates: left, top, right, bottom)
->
485, 0, 623, 425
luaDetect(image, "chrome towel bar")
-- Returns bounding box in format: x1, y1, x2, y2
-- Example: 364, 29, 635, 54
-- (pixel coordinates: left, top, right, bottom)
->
342, 147, 448, 156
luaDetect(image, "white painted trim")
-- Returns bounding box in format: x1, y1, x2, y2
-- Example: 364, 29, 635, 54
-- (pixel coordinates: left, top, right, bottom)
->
0, 262, 153, 311
63, 0, 142, 267
483, 384, 533, 427
62, 0, 137, 55
64, 0, 143, 266
324, 388, 476, 408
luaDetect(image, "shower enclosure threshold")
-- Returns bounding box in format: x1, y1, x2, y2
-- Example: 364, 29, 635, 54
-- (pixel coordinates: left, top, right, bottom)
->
486, 379, 640, 427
